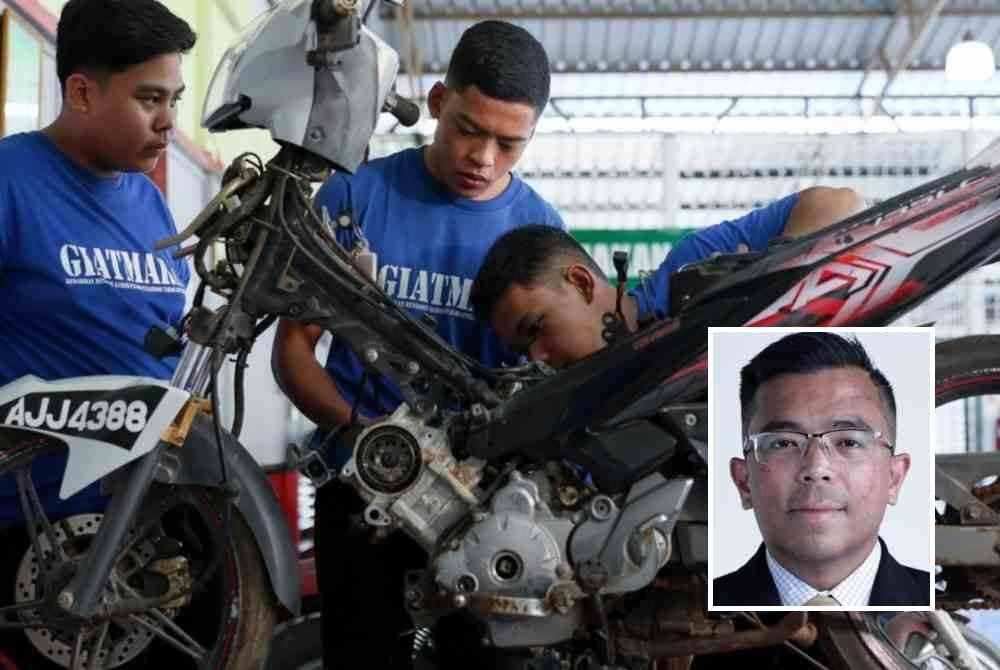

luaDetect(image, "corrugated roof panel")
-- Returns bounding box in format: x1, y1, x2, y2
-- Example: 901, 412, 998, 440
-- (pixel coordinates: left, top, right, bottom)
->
728, 97, 806, 116
881, 97, 970, 117
556, 97, 645, 117
376, 7, 1000, 77
808, 98, 864, 116
642, 97, 734, 116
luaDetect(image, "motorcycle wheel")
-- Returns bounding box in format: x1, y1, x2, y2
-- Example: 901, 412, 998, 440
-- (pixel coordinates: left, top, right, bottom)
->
263, 613, 323, 670
0, 453, 279, 670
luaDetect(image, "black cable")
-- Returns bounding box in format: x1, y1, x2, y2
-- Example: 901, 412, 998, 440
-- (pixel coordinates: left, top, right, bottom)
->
231, 348, 249, 439
192, 280, 206, 309
209, 350, 230, 488
253, 313, 278, 338
362, 0, 377, 24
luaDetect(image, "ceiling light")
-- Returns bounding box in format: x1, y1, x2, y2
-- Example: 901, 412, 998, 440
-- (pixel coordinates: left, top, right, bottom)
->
946, 31, 996, 81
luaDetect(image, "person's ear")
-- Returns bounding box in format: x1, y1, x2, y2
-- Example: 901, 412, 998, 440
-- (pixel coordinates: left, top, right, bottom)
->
427, 81, 448, 120
886, 452, 911, 505
731, 457, 754, 510
562, 263, 596, 304
64, 73, 97, 115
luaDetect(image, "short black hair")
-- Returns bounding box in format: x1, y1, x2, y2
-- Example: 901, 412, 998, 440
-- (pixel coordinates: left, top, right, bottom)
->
56, 0, 197, 91
445, 20, 550, 114
739, 332, 897, 440
471, 225, 605, 322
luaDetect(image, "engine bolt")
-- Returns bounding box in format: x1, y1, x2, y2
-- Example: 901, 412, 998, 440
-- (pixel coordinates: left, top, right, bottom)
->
684, 413, 698, 427
559, 486, 580, 507
57, 590, 75, 610
406, 361, 420, 375
364, 348, 379, 364
456, 575, 477, 593
453, 594, 468, 608
590, 496, 614, 521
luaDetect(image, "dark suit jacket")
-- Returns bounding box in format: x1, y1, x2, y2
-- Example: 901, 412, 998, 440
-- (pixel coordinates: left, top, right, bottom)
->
713, 537, 930, 607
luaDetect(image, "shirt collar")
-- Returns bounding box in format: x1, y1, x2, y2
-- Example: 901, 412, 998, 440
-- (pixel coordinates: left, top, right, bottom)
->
765, 541, 882, 607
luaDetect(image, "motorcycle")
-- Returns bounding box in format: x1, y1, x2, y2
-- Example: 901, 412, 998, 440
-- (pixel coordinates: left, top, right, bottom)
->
2, 0, 1000, 668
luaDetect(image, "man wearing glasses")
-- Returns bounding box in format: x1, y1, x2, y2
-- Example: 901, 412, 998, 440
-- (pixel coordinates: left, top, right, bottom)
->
714, 331, 930, 607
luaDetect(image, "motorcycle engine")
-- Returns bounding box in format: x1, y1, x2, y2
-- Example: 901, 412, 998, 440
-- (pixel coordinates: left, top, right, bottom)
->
340, 406, 693, 648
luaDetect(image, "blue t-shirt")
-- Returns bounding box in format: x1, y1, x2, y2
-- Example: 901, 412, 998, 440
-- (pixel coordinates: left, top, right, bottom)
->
315, 146, 564, 423
629, 193, 800, 321
0, 132, 189, 522
0, 132, 189, 384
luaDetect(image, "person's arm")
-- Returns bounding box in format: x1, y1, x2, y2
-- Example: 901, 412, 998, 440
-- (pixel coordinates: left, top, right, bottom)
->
271, 319, 356, 429
627, 187, 865, 321
782, 186, 866, 237
270, 171, 362, 429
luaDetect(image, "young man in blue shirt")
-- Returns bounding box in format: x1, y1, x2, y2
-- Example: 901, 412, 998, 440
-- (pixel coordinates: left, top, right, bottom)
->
272, 20, 563, 669
0, 0, 194, 516
471, 188, 865, 368
0, 0, 194, 663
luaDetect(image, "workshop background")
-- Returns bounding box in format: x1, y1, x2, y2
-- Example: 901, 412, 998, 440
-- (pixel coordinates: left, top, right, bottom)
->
2, 0, 999, 637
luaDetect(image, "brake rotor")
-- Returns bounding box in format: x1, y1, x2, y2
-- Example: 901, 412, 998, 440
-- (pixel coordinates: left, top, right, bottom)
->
14, 514, 158, 668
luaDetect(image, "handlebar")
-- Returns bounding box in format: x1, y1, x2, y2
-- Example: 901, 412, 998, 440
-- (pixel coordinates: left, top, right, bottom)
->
383, 90, 421, 127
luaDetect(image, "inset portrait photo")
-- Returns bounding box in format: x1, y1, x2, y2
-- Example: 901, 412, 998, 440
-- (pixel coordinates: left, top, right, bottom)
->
708, 327, 934, 612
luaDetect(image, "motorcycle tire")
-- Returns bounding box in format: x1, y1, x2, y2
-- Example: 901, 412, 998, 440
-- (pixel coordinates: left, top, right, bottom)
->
936, 334, 1000, 405
0, 465, 279, 670
263, 613, 323, 670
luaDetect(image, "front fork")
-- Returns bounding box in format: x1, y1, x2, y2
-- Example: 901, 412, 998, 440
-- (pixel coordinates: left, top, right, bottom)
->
57, 342, 215, 619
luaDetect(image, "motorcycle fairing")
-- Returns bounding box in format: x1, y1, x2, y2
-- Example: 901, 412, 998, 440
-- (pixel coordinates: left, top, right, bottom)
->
201, 0, 400, 173
0, 375, 189, 499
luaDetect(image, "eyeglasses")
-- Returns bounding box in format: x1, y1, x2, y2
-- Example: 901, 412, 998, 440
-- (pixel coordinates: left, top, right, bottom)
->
743, 429, 894, 466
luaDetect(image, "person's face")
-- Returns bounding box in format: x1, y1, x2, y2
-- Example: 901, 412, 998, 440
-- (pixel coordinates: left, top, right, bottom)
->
490, 266, 610, 368
77, 53, 185, 174
426, 82, 537, 200
730, 366, 910, 572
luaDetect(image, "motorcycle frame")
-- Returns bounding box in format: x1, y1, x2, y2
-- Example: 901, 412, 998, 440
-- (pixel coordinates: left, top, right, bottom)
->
43, 149, 1000, 626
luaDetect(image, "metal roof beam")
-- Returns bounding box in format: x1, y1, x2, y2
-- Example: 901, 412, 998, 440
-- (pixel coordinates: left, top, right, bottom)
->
379, 8, 1000, 21
856, 0, 946, 114
400, 63, 954, 75
871, 0, 947, 113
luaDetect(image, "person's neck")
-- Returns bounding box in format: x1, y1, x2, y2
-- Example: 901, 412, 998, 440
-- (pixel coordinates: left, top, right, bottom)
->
770, 537, 877, 591
622, 294, 639, 331
43, 119, 118, 179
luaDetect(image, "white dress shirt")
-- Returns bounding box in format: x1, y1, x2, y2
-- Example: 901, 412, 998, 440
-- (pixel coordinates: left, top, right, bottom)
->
766, 541, 882, 607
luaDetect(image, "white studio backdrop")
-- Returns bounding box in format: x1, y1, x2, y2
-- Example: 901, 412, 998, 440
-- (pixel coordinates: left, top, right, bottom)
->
707, 327, 935, 581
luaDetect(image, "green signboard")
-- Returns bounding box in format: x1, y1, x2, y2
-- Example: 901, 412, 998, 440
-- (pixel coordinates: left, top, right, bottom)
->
571, 228, 696, 284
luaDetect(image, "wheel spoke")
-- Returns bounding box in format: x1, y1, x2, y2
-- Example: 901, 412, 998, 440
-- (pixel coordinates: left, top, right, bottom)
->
86, 621, 111, 670
69, 627, 86, 670
127, 613, 206, 662
15, 467, 68, 568
0, 598, 46, 629
112, 575, 207, 658
67, 623, 112, 670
